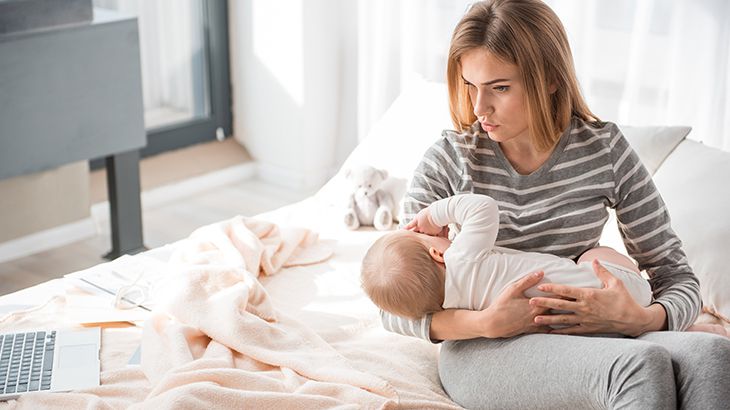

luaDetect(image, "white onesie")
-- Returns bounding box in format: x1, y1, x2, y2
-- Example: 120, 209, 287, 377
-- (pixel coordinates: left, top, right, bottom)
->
428, 194, 653, 312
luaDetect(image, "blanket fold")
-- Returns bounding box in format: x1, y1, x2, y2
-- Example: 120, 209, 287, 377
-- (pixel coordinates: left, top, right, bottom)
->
3, 215, 399, 409
144, 216, 398, 408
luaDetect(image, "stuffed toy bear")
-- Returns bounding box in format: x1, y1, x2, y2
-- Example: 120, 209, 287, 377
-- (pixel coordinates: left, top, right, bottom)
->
343, 165, 394, 230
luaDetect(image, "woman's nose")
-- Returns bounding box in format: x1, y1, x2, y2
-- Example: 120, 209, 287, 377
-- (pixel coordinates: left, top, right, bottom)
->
473, 91, 493, 119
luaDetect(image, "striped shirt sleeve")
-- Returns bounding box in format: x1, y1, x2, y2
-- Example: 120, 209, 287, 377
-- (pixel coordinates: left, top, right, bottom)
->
399, 136, 460, 226
380, 137, 460, 342
380, 309, 433, 341
610, 125, 701, 331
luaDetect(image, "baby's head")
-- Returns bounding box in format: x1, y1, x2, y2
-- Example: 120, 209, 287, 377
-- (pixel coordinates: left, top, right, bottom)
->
361, 230, 448, 319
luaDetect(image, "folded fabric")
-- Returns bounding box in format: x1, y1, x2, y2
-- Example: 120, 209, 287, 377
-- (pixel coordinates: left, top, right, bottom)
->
169, 215, 331, 274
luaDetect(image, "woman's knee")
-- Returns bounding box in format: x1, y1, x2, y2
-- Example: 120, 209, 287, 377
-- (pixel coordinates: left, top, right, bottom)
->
649, 332, 730, 409
670, 332, 730, 372
641, 330, 730, 365
607, 342, 676, 409
439, 339, 508, 409
439, 341, 477, 404
689, 331, 730, 354
439, 342, 471, 407
611, 342, 674, 378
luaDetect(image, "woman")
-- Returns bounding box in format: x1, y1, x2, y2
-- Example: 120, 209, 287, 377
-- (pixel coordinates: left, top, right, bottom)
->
382, 0, 730, 408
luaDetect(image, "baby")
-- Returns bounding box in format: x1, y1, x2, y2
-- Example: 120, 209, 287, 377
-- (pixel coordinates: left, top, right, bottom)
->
361, 194, 728, 336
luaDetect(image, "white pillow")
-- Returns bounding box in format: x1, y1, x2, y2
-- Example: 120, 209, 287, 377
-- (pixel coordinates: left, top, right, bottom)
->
619, 125, 691, 176
317, 79, 451, 213
651, 139, 730, 323
341, 80, 451, 178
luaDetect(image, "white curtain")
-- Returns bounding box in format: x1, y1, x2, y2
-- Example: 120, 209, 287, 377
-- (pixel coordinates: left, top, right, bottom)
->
356, 0, 473, 141
546, 0, 730, 152
357, 0, 730, 152
93, 0, 206, 128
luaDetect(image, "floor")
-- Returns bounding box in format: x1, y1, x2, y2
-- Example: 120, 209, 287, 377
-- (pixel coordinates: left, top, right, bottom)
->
89, 138, 253, 203
0, 139, 316, 296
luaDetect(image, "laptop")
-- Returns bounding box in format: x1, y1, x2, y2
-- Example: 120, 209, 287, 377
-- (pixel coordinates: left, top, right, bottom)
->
0, 327, 100, 401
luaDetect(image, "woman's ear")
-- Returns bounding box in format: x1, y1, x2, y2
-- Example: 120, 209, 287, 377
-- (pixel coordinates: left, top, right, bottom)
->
548, 83, 557, 94
429, 247, 445, 263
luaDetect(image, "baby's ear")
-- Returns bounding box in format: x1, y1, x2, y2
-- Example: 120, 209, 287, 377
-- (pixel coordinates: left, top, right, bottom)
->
428, 247, 444, 263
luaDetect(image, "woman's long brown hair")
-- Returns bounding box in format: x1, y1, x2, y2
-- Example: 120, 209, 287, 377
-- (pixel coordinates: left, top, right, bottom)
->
447, 0, 598, 151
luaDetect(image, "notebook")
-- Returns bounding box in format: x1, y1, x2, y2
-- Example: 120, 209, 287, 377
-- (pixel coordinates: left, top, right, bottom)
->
0, 327, 100, 401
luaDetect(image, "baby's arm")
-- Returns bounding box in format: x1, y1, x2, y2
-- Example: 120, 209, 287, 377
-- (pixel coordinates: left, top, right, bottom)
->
411, 194, 500, 259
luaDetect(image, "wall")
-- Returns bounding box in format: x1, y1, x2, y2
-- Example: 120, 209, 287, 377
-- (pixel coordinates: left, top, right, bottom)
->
228, 0, 358, 190
0, 162, 92, 259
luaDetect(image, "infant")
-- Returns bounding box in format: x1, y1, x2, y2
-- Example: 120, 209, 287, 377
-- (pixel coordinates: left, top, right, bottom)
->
361, 194, 652, 322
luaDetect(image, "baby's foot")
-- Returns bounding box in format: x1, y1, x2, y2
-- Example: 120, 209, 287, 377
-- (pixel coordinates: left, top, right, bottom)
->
686, 323, 729, 338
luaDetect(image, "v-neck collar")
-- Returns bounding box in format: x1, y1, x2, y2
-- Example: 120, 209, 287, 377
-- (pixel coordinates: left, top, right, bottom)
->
485, 118, 575, 178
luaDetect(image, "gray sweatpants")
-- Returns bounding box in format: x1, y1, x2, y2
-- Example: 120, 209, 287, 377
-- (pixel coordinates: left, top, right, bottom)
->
439, 331, 730, 409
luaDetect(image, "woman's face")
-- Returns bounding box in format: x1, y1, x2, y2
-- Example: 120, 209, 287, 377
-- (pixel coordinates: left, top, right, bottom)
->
460, 48, 530, 146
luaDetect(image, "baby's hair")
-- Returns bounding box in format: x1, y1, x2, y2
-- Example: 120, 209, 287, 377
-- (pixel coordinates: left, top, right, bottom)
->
446, 0, 598, 152
361, 231, 445, 319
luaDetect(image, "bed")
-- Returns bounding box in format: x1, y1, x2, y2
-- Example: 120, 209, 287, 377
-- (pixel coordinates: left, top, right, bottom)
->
1, 79, 728, 409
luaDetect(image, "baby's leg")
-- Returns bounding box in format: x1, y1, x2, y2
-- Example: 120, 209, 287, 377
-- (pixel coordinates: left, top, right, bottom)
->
578, 246, 640, 274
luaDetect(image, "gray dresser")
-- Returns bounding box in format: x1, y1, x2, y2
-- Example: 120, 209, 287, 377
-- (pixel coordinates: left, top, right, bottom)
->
0, 3, 146, 258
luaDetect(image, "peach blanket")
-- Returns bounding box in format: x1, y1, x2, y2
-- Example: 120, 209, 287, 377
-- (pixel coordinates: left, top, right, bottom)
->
1, 216, 399, 409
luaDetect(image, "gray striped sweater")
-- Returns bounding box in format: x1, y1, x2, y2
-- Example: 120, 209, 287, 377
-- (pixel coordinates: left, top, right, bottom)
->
382, 117, 701, 340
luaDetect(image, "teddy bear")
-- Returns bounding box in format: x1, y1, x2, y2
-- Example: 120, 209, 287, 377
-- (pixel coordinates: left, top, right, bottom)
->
343, 164, 395, 230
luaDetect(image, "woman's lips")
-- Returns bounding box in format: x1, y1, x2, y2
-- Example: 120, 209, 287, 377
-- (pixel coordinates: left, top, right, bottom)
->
481, 122, 499, 132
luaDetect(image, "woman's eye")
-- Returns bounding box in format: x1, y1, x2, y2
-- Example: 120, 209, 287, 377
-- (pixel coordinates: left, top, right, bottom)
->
494, 85, 509, 92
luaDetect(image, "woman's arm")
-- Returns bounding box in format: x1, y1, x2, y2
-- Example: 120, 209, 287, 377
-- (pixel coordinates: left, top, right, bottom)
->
431, 271, 552, 340
400, 157, 452, 228
609, 128, 700, 331
390, 277, 553, 342
382, 138, 457, 341
529, 127, 700, 335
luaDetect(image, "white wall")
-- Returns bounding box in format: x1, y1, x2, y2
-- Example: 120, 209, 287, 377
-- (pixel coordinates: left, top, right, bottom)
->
0, 162, 95, 262
229, 0, 358, 190
0, 162, 90, 242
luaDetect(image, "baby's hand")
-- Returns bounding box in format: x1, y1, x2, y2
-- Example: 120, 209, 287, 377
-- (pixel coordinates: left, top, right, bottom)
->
404, 208, 442, 235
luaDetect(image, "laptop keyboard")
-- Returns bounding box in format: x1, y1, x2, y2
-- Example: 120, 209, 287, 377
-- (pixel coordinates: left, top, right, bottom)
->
0, 331, 55, 394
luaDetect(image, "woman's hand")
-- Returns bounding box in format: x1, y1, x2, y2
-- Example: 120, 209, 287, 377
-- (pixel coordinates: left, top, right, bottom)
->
528, 260, 666, 337
404, 208, 442, 236
479, 271, 553, 338
430, 270, 552, 341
